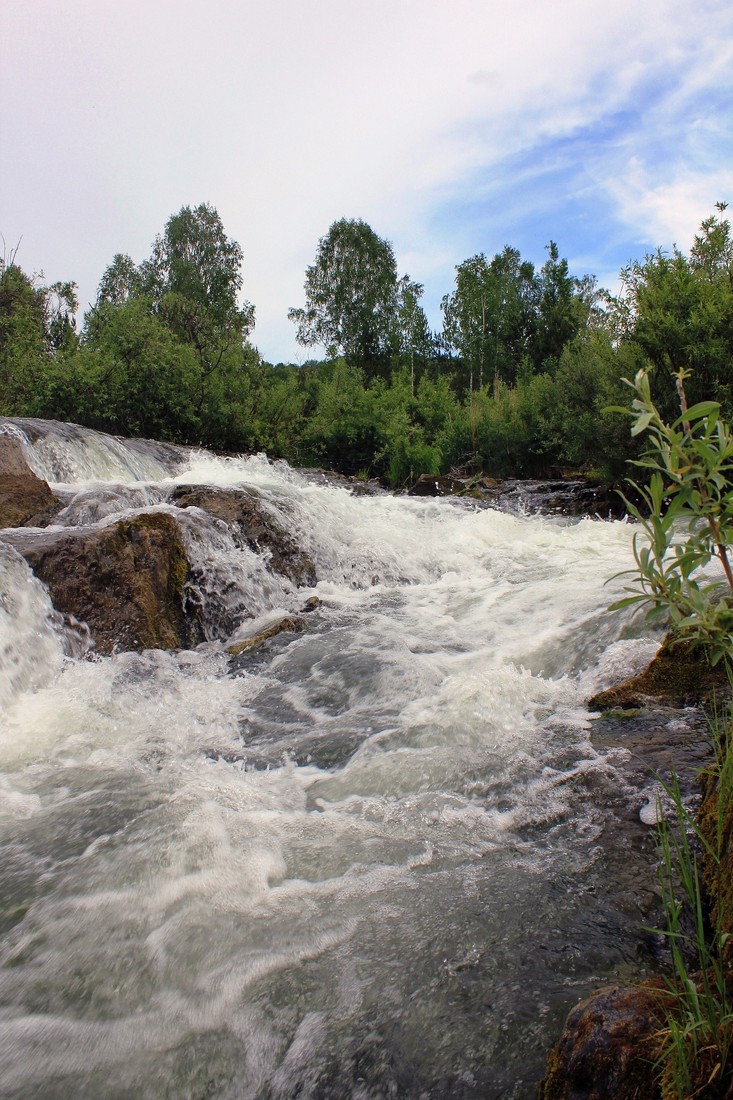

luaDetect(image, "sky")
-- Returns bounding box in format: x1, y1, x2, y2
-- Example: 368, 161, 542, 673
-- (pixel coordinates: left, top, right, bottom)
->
3, 0, 733, 364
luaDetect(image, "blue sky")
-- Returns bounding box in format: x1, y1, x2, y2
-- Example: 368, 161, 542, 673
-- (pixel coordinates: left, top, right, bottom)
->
3, 0, 733, 364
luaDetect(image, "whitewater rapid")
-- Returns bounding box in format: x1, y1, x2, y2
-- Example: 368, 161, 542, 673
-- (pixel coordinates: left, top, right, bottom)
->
0, 419, 664, 1098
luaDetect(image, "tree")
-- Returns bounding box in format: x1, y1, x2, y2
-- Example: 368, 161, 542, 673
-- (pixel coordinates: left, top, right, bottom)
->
87, 204, 256, 415
612, 203, 733, 418
441, 246, 538, 395
533, 242, 599, 374
394, 275, 433, 392
0, 257, 78, 415
288, 218, 401, 376
95, 253, 144, 306
145, 204, 255, 403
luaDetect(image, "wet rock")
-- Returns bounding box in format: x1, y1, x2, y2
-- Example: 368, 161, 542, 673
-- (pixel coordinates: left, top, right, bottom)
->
589, 637, 729, 711
170, 484, 316, 587
0, 434, 62, 528
408, 473, 480, 497
540, 983, 667, 1099
227, 615, 308, 656
14, 512, 204, 654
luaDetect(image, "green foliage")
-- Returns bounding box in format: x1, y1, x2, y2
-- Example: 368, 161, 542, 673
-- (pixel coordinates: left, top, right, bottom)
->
86, 203, 256, 421
609, 367, 733, 664
441, 246, 538, 395
440, 242, 598, 397
288, 218, 402, 377
46, 301, 201, 440
0, 260, 78, 416
611, 203, 733, 420
610, 358, 733, 1097
648, 741, 733, 1099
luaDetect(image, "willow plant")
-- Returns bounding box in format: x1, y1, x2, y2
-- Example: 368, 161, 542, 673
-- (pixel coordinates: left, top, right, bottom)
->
610, 367, 733, 1097
609, 367, 733, 665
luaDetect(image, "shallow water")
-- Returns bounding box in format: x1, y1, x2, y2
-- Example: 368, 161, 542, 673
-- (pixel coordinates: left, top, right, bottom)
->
0, 418, 671, 1098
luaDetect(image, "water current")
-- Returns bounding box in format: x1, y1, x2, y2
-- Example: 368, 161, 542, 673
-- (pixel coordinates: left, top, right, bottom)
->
0, 419, 669, 1098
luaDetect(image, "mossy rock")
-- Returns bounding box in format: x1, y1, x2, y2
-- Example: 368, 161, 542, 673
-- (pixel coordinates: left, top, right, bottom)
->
18, 511, 204, 654
540, 982, 668, 1099
589, 637, 730, 711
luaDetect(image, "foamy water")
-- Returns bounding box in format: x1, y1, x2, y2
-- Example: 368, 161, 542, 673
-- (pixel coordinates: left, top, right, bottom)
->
0, 418, 663, 1098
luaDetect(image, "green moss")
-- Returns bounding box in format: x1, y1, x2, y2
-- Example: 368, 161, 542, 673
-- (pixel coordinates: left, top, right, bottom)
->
589, 637, 730, 711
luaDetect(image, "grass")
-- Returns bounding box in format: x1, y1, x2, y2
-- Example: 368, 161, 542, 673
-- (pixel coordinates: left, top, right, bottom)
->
648, 708, 733, 1099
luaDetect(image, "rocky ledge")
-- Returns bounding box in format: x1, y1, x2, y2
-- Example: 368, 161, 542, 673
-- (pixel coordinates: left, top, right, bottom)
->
0, 435, 63, 528
542, 637, 733, 1098
8, 513, 204, 655
0, 439, 317, 655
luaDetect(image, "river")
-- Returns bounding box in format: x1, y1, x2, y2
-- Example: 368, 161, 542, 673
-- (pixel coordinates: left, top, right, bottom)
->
0, 419, 667, 1098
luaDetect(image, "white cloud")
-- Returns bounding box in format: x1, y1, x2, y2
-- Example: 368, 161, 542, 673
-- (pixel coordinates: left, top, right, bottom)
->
2, 0, 732, 361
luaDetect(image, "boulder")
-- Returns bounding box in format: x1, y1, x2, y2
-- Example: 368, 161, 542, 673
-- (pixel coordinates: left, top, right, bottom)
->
0, 434, 62, 529
540, 983, 667, 1099
169, 485, 316, 587
16, 512, 204, 655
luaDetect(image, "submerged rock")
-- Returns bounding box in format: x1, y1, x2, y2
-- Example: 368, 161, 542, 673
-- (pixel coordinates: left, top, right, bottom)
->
227, 615, 308, 656
169, 484, 317, 587
0, 434, 62, 529
14, 512, 204, 654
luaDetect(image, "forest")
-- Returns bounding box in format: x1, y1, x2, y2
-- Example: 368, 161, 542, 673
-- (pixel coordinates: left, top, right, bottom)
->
1, 202, 732, 488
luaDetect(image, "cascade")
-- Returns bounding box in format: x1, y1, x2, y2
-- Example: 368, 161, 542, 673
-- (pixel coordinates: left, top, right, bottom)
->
0, 418, 667, 1098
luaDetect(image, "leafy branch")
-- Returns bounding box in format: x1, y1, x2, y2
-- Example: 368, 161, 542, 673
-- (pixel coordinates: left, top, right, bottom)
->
608, 368, 733, 665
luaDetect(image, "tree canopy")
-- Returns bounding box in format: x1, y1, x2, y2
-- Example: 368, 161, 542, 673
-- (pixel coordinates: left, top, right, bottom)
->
3, 200, 730, 489
289, 218, 410, 377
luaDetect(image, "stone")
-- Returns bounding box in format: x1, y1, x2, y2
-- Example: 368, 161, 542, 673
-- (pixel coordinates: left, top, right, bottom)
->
589, 637, 729, 711
15, 512, 204, 654
0, 434, 62, 529
170, 484, 317, 587
226, 615, 308, 656
408, 473, 473, 497
540, 983, 668, 1099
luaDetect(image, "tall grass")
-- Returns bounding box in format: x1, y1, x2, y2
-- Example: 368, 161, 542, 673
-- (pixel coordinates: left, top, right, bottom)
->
650, 714, 733, 1098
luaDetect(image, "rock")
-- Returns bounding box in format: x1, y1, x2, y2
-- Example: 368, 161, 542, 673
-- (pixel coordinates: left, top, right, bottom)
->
169, 485, 316, 587
15, 512, 204, 654
408, 473, 475, 497
589, 637, 730, 711
227, 615, 308, 656
0, 434, 63, 528
540, 983, 668, 1099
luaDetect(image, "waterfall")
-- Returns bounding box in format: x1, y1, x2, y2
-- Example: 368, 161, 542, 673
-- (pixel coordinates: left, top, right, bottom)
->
0, 418, 664, 1099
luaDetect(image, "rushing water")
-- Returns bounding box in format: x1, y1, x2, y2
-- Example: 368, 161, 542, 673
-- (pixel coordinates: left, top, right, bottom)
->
0, 419, 668, 1098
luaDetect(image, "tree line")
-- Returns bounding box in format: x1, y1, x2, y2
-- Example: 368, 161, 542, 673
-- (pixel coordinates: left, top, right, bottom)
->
1, 202, 732, 487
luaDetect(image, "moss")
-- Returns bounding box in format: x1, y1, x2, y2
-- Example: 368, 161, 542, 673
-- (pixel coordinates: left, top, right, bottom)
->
589, 637, 730, 711
539, 983, 667, 1099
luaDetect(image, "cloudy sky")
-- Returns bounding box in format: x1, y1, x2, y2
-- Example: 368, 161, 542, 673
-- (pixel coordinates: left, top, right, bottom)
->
3, 0, 733, 363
